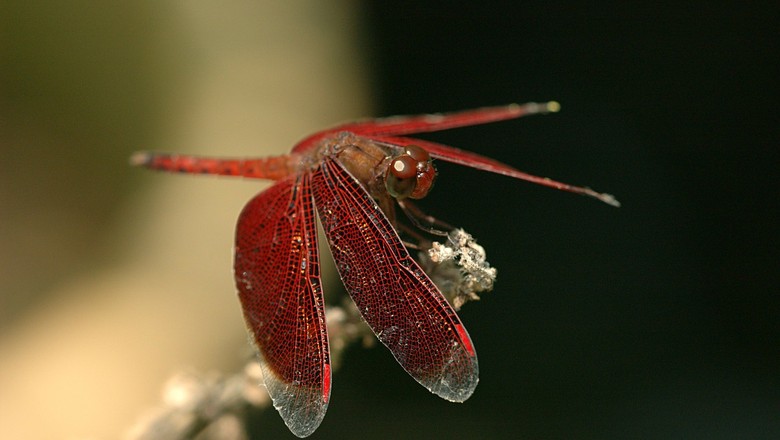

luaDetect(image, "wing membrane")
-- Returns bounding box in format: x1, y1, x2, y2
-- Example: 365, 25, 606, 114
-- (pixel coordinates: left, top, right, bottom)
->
311, 157, 478, 402
372, 135, 620, 207
234, 176, 330, 438
337, 103, 534, 136
291, 103, 543, 155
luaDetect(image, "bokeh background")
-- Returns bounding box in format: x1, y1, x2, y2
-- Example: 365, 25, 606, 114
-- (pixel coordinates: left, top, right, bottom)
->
1, 2, 777, 439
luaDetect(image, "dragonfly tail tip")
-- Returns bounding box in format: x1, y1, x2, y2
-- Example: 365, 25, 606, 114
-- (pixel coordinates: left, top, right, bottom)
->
129, 151, 152, 167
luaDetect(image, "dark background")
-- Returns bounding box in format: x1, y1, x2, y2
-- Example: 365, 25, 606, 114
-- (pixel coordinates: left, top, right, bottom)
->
250, 3, 779, 439
2, 2, 777, 439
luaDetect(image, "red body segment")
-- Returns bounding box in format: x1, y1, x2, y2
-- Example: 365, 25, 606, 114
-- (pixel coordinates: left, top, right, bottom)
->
130, 151, 300, 180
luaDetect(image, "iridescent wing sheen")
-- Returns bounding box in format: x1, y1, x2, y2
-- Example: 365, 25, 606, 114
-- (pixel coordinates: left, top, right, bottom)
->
311, 156, 478, 402
234, 175, 330, 438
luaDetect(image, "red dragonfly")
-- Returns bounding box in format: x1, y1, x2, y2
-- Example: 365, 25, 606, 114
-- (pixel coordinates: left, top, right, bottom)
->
131, 102, 618, 437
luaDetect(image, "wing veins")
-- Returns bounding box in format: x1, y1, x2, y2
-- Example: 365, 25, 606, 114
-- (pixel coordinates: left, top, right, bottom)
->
234, 176, 330, 437
311, 157, 478, 402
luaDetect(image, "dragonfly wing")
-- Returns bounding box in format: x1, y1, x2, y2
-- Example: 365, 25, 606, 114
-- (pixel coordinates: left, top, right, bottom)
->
339, 103, 536, 136
311, 156, 478, 402
374, 135, 523, 175
234, 176, 330, 438
373, 135, 621, 207
291, 103, 543, 154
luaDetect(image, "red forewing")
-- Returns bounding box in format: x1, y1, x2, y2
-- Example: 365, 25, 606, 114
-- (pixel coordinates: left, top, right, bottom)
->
234, 176, 330, 438
311, 156, 478, 402
334, 103, 531, 137
373, 135, 621, 207
290, 103, 618, 206
291, 104, 532, 155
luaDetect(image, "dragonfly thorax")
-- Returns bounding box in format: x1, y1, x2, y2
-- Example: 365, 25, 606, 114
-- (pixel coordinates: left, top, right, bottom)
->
322, 133, 436, 204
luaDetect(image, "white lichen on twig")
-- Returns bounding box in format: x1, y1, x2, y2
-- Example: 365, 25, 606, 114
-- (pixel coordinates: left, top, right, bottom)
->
125, 361, 267, 440
421, 228, 497, 310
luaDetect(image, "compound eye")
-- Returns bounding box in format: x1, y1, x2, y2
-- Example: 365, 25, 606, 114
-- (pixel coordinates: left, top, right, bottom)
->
390, 155, 418, 179
405, 144, 430, 163
386, 155, 417, 199
385, 145, 436, 200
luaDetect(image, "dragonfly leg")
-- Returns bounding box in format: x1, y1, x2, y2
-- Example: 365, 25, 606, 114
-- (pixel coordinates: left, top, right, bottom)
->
397, 199, 453, 237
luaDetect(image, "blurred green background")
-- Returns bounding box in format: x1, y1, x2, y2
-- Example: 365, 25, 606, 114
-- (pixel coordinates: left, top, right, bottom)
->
2, 2, 171, 321
1, 1, 777, 439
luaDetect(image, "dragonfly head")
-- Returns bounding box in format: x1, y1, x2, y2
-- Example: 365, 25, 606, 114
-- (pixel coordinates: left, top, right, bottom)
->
385, 145, 436, 200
